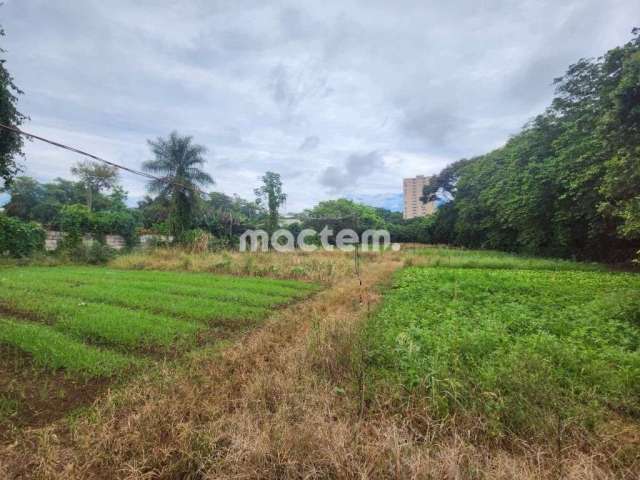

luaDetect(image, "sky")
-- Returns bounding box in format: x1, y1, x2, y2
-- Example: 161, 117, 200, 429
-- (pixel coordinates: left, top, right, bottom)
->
1, 0, 638, 212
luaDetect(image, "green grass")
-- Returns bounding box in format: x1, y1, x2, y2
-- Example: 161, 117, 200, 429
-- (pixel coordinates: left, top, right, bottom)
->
2, 281, 270, 323
0, 266, 316, 377
0, 286, 203, 349
0, 318, 136, 378
2, 266, 317, 296
408, 246, 605, 271
366, 251, 640, 440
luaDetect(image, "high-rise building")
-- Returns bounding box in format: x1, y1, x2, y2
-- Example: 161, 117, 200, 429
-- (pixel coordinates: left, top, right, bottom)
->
403, 175, 437, 219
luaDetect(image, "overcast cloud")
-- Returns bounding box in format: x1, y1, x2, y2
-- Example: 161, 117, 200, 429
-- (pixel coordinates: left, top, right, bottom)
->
1, 0, 638, 211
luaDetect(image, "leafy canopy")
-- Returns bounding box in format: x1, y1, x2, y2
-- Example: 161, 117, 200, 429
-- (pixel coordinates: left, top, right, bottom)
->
143, 132, 213, 240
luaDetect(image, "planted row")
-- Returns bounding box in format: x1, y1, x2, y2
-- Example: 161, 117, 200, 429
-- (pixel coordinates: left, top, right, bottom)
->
3, 270, 294, 308
0, 287, 201, 349
2, 280, 269, 323
1, 266, 317, 296
0, 317, 137, 377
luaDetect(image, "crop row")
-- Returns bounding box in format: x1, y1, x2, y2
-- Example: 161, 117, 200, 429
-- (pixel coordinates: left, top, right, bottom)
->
2, 280, 270, 323
0, 286, 202, 349
0, 317, 137, 377
2, 270, 295, 307
1, 266, 317, 296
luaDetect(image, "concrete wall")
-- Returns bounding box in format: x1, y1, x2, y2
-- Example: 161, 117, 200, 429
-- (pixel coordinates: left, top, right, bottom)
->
45, 231, 126, 251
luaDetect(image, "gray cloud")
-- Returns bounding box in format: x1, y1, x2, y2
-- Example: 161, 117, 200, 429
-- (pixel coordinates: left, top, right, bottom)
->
298, 135, 320, 151
319, 151, 385, 192
400, 106, 466, 150
1, 0, 638, 211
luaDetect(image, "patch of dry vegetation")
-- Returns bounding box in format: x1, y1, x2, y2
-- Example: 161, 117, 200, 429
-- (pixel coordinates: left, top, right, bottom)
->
2, 248, 637, 479
109, 247, 381, 284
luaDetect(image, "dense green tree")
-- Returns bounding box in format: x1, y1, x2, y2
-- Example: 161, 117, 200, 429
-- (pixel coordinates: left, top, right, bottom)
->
4, 177, 129, 228
71, 160, 119, 211
137, 194, 171, 230
197, 192, 264, 238
143, 132, 213, 240
302, 198, 385, 234
0, 24, 27, 187
423, 29, 640, 262
2, 176, 130, 228
1, 176, 43, 220
254, 171, 286, 233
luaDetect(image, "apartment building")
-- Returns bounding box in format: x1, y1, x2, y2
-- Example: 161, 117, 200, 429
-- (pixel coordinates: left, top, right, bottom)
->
403, 175, 437, 219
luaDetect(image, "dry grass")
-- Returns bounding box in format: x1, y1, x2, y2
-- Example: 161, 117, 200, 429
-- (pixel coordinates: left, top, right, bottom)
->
109, 247, 382, 284
1, 249, 638, 479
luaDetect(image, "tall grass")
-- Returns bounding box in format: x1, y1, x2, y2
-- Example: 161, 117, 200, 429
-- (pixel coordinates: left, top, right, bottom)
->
404, 246, 606, 271
109, 248, 367, 283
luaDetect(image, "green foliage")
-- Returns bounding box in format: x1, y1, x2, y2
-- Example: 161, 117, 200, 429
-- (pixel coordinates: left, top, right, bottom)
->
93, 209, 137, 245
143, 132, 214, 240
68, 242, 116, 265
0, 213, 45, 257
0, 266, 313, 354
57, 203, 137, 254
302, 198, 385, 235
0, 318, 136, 378
388, 215, 435, 243
70, 160, 119, 211
0, 24, 27, 186
3, 176, 134, 229
254, 171, 287, 233
425, 30, 640, 262
58, 204, 93, 248
365, 251, 640, 440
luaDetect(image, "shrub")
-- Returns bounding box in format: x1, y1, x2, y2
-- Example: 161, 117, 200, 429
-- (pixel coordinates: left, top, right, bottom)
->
93, 210, 138, 246
182, 229, 211, 253
0, 213, 46, 257
65, 241, 116, 265
58, 204, 93, 249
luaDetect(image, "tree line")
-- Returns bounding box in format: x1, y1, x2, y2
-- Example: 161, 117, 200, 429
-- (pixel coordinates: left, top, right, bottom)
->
421, 29, 640, 263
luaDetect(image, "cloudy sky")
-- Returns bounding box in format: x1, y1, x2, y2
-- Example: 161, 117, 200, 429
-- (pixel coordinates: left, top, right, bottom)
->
1, 0, 638, 211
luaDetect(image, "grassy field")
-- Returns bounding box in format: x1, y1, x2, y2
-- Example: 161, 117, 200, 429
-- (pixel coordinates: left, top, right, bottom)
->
366, 249, 640, 443
1, 247, 639, 479
0, 265, 317, 432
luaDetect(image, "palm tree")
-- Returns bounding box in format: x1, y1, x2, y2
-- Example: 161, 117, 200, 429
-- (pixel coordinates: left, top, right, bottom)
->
143, 132, 213, 240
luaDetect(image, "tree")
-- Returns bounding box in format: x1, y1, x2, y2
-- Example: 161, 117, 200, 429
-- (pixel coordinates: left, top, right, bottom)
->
301, 198, 384, 235
421, 28, 640, 262
1, 176, 43, 220
254, 171, 286, 233
71, 160, 119, 211
0, 23, 27, 187
143, 132, 213, 240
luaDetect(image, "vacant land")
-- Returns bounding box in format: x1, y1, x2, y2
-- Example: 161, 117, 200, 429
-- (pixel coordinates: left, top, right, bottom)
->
1, 248, 639, 479
0, 266, 316, 435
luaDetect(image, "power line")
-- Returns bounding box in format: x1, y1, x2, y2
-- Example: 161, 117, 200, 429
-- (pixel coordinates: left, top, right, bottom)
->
0, 123, 208, 196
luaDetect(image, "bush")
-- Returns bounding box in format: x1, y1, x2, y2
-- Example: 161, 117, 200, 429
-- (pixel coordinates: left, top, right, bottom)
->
65, 241, 116, 265
93, 210, 138, 246
0, 213, 46, 258
58, 204, 138, 249
58, 204, 93, 249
